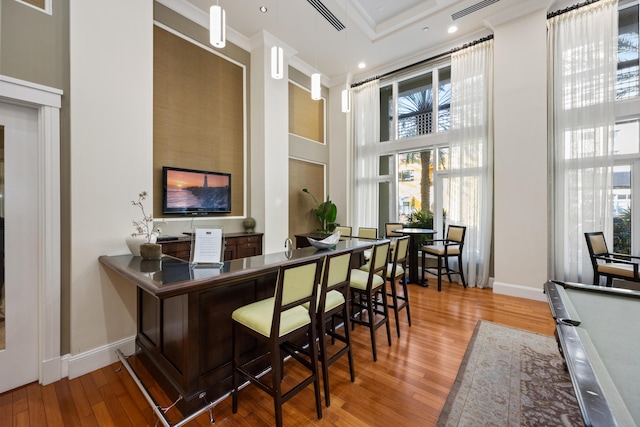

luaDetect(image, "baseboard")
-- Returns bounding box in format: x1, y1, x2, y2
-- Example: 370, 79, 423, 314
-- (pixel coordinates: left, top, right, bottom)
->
40, 356, 63, 386
67, 336, 136, 380
492, 281, 547, 302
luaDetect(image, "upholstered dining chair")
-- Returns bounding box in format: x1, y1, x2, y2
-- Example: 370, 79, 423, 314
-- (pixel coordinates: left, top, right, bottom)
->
349, 240, 392, 361
305, 250, 355, 407
335, 225, 352, 237
385, 235, 411, 337
584, 231, 640, 287
231, 257, 324, 427
421, 225, 467, 292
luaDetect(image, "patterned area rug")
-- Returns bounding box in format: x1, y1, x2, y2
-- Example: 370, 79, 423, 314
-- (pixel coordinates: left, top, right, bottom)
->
437, 321, 582, 427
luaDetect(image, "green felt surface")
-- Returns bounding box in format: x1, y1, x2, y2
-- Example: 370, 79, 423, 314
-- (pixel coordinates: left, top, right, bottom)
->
564, 289, 640, 425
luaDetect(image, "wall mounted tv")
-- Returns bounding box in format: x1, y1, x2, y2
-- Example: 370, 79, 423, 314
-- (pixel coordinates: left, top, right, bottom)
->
163, 166, 231, 215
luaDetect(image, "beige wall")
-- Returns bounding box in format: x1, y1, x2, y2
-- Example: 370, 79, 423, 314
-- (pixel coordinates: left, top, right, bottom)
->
69, 0, 152, 360
492, 8, 549, 300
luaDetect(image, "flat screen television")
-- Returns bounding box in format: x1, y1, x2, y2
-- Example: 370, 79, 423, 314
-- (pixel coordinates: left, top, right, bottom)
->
163, 166, 231, 215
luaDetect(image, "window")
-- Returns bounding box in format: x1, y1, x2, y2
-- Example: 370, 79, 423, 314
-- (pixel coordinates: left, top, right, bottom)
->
618, 3, 639, 99
380, 65, 451, 142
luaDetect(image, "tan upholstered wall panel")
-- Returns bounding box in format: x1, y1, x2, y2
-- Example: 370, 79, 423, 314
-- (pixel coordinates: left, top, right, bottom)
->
153, 26, 245, 217
289, 159, 325, 241
288, 82, 325, 144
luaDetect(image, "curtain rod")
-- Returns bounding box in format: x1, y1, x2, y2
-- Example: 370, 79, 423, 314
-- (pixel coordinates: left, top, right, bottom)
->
350, 34, 494, 89
547, 0, 601, 19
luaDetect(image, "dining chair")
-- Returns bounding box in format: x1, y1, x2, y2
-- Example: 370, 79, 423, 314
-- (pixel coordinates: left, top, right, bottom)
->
231, 257, 324, 427
349, 240, 392, 361
305, 250, 355, 407
385, 235, 411, 337
421, 225, 467, 292
584, 231, 640, 286
335, 225, 352, 237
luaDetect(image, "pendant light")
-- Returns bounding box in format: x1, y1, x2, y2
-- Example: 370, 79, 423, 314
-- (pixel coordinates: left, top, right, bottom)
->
311, 13, 321, 100
311, 73, 321, 100
341, 86, 351, 112
210, 2, 226, 48
271, 46, 284, 79
271, 0, 283, 79
341, 0, 350, 112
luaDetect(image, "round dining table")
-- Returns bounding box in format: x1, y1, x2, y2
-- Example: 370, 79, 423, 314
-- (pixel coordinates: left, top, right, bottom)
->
396, 228, 436, 286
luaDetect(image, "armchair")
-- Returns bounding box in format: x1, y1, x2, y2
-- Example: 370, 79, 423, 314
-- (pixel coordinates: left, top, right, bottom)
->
584, 232, 640, 287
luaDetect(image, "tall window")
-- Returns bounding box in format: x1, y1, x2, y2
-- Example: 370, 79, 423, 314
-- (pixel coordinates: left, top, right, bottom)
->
378, 65, 452, 229
613, 3, 640, 255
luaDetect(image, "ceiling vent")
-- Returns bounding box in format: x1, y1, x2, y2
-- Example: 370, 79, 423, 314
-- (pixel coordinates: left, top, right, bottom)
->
307, 0, 346, 31
451, 0, 500, 21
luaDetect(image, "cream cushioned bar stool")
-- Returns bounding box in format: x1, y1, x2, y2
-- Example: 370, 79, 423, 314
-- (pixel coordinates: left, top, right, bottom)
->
303, 250, 355, 407
358, 227, 378, 261
349, 240, 391, 361
335, 225, 352, 237
231, 257, 324, 427
385, 235, 411, 337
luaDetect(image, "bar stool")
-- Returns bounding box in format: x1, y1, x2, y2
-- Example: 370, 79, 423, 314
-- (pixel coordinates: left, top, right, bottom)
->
231, 257, 324, 427
385, 235, 411, 337
335, 225, 352, 237
314, 251, 355, 407
349, 240, 392, 361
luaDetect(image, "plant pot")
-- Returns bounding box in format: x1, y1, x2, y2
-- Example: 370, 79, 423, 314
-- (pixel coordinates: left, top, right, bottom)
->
140, 243, 162, 260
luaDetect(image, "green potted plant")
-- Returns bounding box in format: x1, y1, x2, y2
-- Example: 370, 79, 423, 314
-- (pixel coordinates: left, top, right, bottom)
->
302, 188, 338, 234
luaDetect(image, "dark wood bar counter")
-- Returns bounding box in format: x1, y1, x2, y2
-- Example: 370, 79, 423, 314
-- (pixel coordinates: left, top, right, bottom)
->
98, 238, 374, 415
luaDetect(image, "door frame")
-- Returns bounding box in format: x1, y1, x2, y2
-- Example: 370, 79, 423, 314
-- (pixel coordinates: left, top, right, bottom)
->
0, 75, 62, 386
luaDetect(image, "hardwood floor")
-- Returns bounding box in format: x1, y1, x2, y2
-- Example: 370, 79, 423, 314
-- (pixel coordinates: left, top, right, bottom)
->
0, 280, 556, 427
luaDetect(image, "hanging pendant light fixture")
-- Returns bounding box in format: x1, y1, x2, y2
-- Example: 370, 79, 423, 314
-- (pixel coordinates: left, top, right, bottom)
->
341, 85, 351, 112
341, 0, 350, 112
311, 11, 321, 100
311, 73, 321, 100
271, 46, 284, 79
271, 0, 283, 79
210, 2, 226, 48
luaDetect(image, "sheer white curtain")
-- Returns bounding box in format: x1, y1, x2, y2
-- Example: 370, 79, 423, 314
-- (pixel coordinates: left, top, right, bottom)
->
351, 80, 380, 231
549, 0, 617, 284
448, 40, 494, 288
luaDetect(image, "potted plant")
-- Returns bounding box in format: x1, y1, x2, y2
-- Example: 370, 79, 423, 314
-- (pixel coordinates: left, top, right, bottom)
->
302, 188, 338, 234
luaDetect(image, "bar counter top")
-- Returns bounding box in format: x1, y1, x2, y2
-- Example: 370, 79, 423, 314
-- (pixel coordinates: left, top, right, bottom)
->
99, 237, 376, 299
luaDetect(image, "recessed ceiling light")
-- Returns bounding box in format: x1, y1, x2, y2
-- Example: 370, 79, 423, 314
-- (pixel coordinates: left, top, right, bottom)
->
422, 26, 430, 31
448, 25, 458, 34
259, 6, 268, 13
358, 62, 366, 69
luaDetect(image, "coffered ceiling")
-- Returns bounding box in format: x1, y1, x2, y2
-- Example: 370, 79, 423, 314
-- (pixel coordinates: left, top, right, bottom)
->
159, 0, 574, 84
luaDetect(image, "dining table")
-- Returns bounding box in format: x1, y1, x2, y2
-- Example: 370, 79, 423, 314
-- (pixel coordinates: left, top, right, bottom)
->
396, 228, 436, 286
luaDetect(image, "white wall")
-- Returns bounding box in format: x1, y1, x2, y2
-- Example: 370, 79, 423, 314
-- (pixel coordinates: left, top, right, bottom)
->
492, 8, 549, 301
68, 0, 152, 373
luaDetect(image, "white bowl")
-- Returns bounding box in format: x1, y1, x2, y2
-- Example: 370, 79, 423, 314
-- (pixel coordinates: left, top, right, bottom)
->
307, 232, 340, 249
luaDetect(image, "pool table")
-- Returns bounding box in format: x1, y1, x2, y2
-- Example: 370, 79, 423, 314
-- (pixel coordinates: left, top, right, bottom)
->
544, 280, 640, 427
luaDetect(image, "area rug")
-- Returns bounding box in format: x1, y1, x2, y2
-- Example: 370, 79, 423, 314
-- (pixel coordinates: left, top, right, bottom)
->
437, 321, 582, 427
